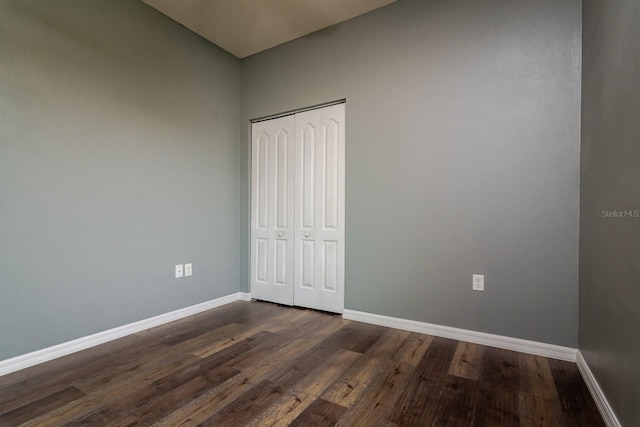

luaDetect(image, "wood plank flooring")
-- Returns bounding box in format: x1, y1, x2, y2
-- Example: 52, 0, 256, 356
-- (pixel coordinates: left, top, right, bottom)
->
0, 301, 605, 426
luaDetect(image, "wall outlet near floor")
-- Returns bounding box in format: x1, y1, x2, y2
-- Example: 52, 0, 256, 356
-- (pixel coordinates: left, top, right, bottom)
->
472, 274, 484, 291
175, 264, 184, 278
185, 263, 192, 277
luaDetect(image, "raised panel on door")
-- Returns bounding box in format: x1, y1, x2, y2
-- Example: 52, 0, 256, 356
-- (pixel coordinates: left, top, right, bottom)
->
294, 103, 345, 313
251, 115, 295, 305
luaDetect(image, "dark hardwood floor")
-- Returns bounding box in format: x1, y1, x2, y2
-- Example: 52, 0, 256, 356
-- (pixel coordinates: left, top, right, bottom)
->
0, 301, 604, 426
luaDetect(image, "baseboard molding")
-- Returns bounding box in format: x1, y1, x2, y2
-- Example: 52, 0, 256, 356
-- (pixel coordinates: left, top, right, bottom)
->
0, 292, 248, 377
576, 351, 621, 427
342, 309, 577, 362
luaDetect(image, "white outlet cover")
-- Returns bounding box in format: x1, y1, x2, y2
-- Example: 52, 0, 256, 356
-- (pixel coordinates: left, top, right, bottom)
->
472, 274, 484, 291
175, 264, 184, 278
185, 263, 192, 277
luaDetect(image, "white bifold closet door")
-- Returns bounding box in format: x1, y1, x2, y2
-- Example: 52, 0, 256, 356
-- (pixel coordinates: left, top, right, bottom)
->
250, 103, 345, 313
250, 114, 295, 306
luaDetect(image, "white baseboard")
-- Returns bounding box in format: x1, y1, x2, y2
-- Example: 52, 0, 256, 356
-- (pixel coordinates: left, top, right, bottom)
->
576, 351, 621, 427
0, 292, 248, 377
342, 309, 577, 362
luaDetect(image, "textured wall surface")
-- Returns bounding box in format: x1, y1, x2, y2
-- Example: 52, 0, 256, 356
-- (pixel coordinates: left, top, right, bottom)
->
1, 0, 586, 362
241, 0, 582, 346
580, 0, 640, 424
0, 0, 241, 360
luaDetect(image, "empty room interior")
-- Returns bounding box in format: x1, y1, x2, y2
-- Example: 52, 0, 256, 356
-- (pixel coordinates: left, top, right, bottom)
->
0, 0, 638, 425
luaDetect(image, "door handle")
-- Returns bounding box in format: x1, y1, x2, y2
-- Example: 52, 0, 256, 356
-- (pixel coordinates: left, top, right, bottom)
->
305, 233, 310, 238
277, 232, 283, 237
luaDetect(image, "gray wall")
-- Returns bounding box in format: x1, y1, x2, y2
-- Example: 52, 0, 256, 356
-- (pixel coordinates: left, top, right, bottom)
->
0, 0, 241, 360
580, 0, 640, 425
1, 0, 585, 362
241, 0, 582, 346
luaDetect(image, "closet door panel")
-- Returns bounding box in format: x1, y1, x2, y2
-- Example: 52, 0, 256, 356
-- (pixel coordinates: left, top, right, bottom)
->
294, 104, 345, 313
301, 123, 316, 229
251, 115, 295, 305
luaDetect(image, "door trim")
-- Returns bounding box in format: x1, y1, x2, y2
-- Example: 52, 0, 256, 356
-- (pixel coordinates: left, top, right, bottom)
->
251, 99, 346, 124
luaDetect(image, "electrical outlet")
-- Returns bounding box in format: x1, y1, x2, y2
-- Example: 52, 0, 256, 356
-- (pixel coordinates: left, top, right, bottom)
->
175, 264, 184, 278
185, 263, 192, 277
472, 274, 484, 291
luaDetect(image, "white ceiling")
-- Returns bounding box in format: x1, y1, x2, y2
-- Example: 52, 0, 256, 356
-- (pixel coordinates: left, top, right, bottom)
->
141, 0, 397, 58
